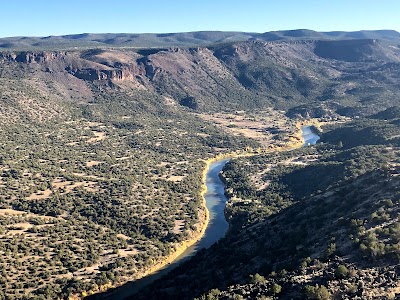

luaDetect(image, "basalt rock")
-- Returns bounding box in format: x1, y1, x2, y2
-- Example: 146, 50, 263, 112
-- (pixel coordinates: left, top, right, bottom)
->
0, 51, 65, 63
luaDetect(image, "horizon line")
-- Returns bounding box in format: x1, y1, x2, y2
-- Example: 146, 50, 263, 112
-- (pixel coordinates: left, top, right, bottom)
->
0, 28, 399, 39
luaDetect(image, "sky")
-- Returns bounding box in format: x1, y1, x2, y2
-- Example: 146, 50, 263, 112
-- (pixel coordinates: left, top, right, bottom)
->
1, 0, 399, 37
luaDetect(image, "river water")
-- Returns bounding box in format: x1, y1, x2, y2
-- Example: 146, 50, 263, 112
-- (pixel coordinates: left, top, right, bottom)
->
302, 125, 320, 145
93, 159, 231, 299
90, 127, 320, 299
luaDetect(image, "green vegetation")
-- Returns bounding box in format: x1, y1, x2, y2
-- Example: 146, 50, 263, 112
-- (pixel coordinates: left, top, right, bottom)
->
140, 115, 399, 299
1, 30, 399, 51
271, 283, 282, 295
0, 34, 399, 300
334, 265, 349, 279
0, 85, 258, 298
249, 273, 266, 284
304, 284, 330, 300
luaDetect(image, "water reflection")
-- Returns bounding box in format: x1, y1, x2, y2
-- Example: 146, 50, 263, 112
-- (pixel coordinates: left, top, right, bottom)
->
301, 125, 320, 145
89, 159, 230, 299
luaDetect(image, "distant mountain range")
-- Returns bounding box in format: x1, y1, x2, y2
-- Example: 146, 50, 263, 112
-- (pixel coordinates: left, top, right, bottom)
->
0, 27, 399, 300
1, 36, 398, 118
1, 29, 400, 51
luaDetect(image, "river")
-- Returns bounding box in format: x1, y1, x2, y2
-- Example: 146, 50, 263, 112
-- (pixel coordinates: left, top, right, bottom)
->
92, 159, 231, 299
89, 126, 320, 299
302, 125, 320, 145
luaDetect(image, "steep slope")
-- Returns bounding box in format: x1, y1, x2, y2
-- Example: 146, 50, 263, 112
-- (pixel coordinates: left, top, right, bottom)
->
135, 118, 400, 299
0, 36, 399, 299
3, 38, 400, 117
314, 39, 400, 62
198, 169, 400, 300
0, 47, 263, 299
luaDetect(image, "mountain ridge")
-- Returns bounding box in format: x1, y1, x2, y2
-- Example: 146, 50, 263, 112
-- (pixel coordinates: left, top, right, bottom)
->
1, 38, 399, 121
0, 28, 399, 299
1, 29, 399, 51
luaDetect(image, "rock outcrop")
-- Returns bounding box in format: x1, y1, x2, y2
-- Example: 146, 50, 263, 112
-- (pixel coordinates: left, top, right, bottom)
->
0, 39, 400, 114
0, 51, 65, 63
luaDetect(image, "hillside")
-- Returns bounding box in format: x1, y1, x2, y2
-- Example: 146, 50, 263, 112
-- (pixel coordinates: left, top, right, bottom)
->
136, 117, 399, 300
0, 33, 399, 299
0, 47, 264, 298
1, 37, 400, 119
0, 30, 399, 51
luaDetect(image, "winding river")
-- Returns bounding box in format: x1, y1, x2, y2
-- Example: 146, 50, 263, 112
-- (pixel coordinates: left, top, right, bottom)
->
94, 159, 231, 300
91, 126, 320, 299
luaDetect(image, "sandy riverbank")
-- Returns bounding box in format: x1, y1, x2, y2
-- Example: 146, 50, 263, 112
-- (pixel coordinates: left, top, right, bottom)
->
80, 157, 216, 299
80, 120, 322, 299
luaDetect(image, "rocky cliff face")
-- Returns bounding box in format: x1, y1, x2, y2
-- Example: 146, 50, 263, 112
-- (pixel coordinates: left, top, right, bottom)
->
0, 51, 66, 63
64, 66, 144, 81
0, 50, 143, 81
1, 39, 400, 114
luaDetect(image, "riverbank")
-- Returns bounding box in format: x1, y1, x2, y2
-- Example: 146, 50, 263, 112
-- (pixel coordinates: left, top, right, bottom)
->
82, 156, 233, 299
122, 121, 322, 288
126, 120, 323, 281
82, 163, 213, 299
82, 119, 323, 299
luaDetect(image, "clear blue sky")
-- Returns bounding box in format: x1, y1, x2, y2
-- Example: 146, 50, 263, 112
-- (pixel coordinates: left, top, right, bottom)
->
1, 0, 399, 37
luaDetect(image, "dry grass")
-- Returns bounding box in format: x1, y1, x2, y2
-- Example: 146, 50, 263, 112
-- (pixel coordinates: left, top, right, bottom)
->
196, 110, 295, 146
166, 175, 185, 182
26, 189, 52, 200
173, 220, 185, 234
0, 208, 25, 215
86, 131, 106, 143
52, 177, 100, 193
86, 161, 103, 167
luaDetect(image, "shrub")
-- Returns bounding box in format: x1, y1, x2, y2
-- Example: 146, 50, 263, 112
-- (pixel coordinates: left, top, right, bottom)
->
271, 283, 282, 295
197, 288, 221, 300
304, 284, 331, 300
324, 243, 336, 258
250, 273, 266, 284
334, 265, 349, 279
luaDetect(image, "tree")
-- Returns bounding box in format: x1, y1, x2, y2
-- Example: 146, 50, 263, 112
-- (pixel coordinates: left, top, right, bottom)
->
335, 265, 349, 279
250, 273, 266, 284
271, 283, 282, 295
304, 284, 331, 300
324, 243, 336, 258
